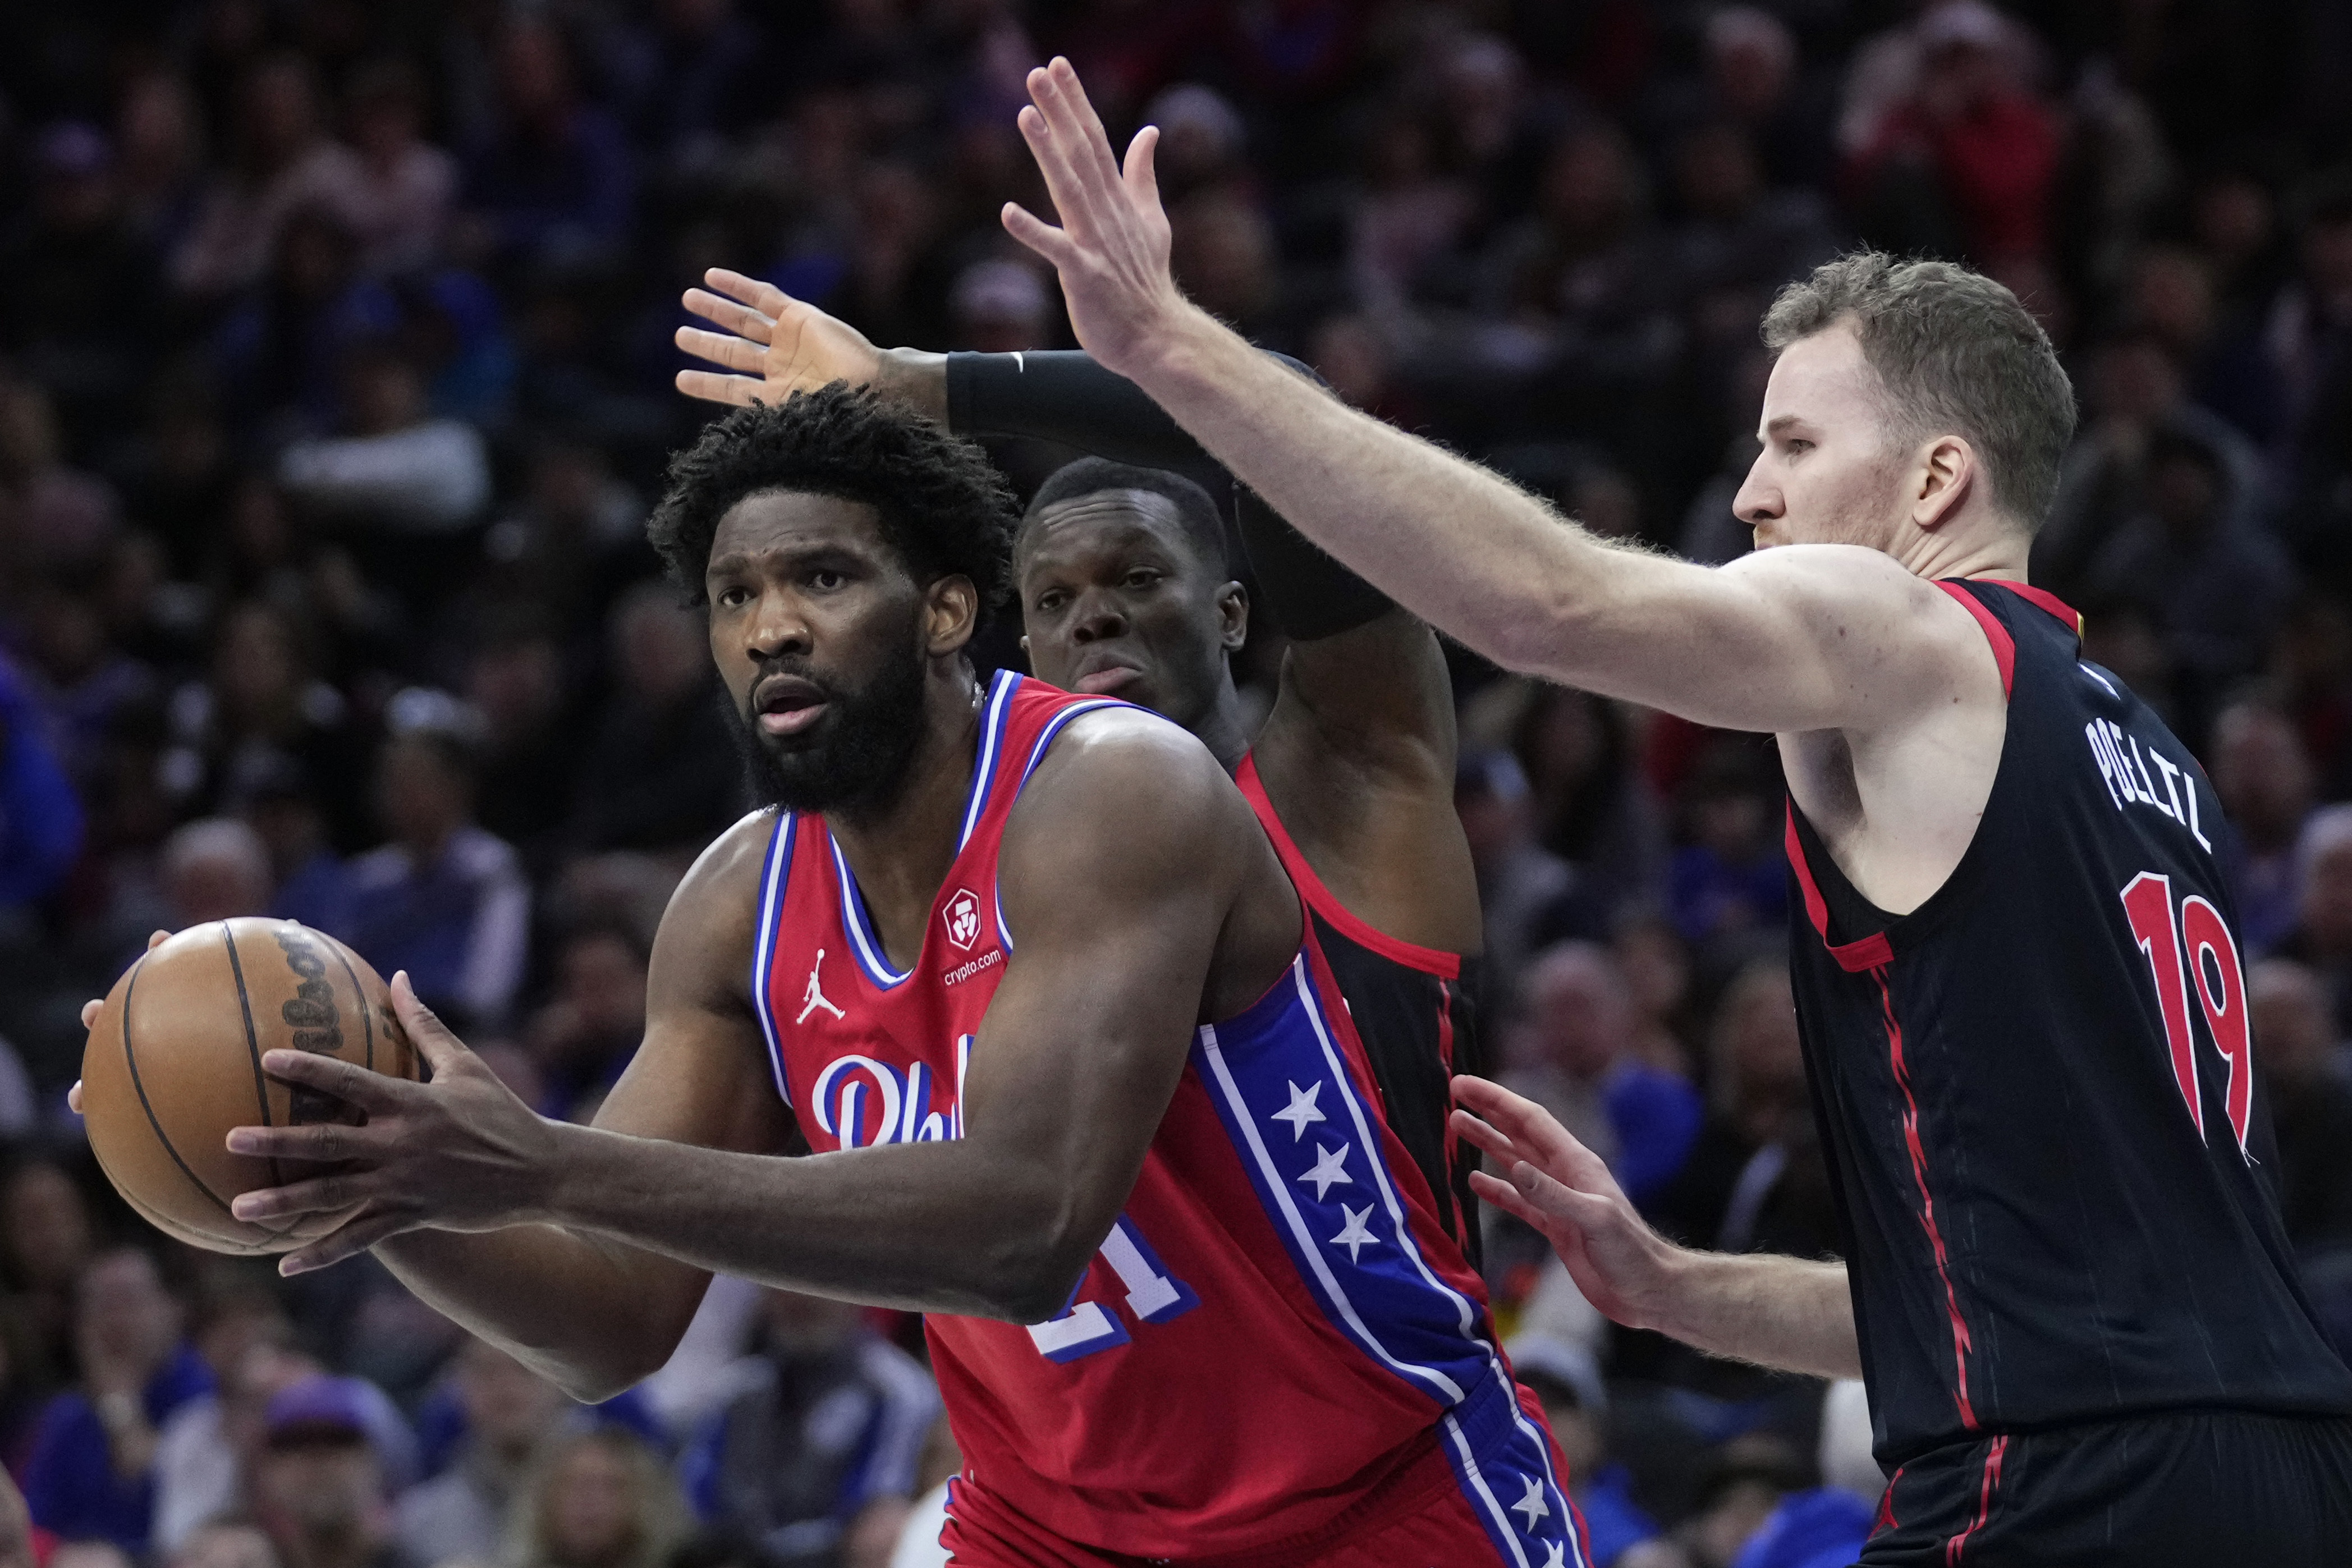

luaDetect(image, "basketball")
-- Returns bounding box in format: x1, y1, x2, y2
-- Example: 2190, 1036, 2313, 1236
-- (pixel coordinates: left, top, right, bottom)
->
79, 918, 418, 1257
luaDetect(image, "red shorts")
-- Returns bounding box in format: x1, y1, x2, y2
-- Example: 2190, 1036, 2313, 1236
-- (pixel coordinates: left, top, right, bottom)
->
939, 1379, 1589, 1567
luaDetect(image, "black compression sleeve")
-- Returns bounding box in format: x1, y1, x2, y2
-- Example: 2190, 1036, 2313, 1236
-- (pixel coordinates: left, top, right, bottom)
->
946, 350, 1393, 640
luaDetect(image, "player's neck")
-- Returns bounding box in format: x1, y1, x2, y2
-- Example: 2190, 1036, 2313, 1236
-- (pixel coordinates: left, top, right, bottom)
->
1193, 672, 1254, 774
824, 663, 988, 970
1891, 517, 2030, 585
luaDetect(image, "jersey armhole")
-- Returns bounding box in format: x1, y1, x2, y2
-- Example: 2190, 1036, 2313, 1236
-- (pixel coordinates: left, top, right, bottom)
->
1934, 580, 2015, 700
1234, 753, 1462, 980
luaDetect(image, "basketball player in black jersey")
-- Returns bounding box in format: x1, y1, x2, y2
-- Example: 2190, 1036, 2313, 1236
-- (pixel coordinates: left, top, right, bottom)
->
672, 286, 1488, 1264
1000, 56, 2352, 1563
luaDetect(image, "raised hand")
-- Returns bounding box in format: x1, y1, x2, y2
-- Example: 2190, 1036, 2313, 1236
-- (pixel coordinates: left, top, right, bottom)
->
225, 971, 562, 1275
674, 268, 888, 410
1001, 58, 1188, 380
1450, 1074, 1681, 1331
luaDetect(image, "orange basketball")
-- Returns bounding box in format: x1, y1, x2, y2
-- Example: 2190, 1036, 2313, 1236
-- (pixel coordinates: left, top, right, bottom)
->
80, 919, 418, 1255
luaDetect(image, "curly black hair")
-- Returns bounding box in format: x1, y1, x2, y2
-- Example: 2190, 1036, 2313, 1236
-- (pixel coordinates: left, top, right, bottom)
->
645, 382, 1019, 615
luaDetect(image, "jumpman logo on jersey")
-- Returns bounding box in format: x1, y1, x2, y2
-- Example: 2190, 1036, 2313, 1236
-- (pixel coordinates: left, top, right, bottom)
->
798, 951, 846, 1024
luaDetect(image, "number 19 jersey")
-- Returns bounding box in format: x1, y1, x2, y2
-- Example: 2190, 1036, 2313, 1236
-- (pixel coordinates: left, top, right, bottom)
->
745, 672, 1578, 1562
1784, 579, 2352, 1472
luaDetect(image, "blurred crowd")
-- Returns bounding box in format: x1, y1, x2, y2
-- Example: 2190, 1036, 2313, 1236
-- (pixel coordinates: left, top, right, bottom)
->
3, 0, 2352, 1565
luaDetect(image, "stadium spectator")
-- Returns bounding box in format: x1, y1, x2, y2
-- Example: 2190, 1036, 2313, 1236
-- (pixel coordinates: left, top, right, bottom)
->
1506, 942, 1703, 1206
151, 1286, 314, 1555
1648, 962, 1838, 1262
2211, 700, 2320, 952
276, 344, 494, 537
0, 656, 85, 913
0, 1159, 95, 1395
247, 1377, 412, 1568
22, 1249, 213, 1552
171, 54, 366, 301
1509, 686, 1668, 929
508, 1430, 686, 1568
458, 20, 634, 270
162, 600, 372, 854
158, 818, 276, 929
681, 1291, 937, 1568
343, 722, 530, 1034
2280, 805, 2352, 1034
2248, 959, 2352, 1249
171, 1521, 283, 1568
0, 123, 163, 457
338, 62, 456, 279
561, 585, 741, 859
395, 1338, 568, 1568
522, 923, 649, 1123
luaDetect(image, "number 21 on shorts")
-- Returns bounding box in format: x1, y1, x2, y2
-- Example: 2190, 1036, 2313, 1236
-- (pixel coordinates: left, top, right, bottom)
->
2120, 872, 2254, 1158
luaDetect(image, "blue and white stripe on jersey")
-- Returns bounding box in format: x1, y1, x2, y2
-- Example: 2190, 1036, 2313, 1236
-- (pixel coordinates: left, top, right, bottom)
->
749, 811, 799, 1106
832, 672, 1023, 989
1194, 954, 1585, 1568
956, 671, 1021, 852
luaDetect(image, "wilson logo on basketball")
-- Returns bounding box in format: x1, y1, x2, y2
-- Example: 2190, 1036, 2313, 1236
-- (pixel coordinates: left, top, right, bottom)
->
272, 927, 358, 1127
943, 888, 983, 951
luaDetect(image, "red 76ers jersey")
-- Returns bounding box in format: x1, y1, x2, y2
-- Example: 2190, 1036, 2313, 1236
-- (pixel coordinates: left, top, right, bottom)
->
746, 672, 1578, 1561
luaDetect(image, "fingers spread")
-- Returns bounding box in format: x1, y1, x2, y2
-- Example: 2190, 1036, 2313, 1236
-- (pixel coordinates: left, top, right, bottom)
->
1451, 1074, 1614, 1186
392, 972, 468, 1074
674, 325, 768, 372
1468, 1167, 1551, 1231
703, 269, 787, 315
231, 1170, 365, 1222
675, 370, 769, 408
227, 1120, 381, 1165
257, 1048, 406, 1112
1001, 202, 1078, 268
279, 1207, 410, 1277
680, 289, 775, 343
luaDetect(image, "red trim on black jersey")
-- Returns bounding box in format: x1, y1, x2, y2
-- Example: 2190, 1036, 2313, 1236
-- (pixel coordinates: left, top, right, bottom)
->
1943, 1435, 2008, 1564
1877, 967, 1979, 1433
1234, 753, 1463, 980
1784, 805, 1894, 972
1998, 581, 2083, 636
1934, 581, 2015, 699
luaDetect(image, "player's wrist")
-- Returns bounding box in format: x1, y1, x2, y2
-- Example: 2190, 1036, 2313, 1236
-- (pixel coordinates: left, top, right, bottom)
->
874, 348, 949, 423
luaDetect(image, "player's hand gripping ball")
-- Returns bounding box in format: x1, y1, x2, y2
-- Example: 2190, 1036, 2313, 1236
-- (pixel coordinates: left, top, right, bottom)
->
80, 919, 418, 1255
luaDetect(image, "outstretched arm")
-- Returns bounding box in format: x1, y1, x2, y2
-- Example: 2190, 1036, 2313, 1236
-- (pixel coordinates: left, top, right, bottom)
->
1453, 1076, 1860, 1379
227, 716, 1280, 1356
997, 60, 1978, 736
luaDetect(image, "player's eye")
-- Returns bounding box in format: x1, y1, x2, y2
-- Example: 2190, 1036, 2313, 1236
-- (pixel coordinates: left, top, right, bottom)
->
808, 569, 847, 592
714, 585, 753, 608
1124, 569, 1162, 590
1785, 438, 1813, 455
1034, 590, 1067, 613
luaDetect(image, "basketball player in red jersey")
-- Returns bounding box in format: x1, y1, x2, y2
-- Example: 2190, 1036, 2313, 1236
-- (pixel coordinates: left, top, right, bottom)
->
115, 386, 1583, 1564
996, 56, 2352, 1562
668, 275, 1490, 1270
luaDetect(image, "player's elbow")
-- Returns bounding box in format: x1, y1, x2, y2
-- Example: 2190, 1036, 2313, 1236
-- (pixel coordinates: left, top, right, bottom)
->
964, 1195, 1105, 1324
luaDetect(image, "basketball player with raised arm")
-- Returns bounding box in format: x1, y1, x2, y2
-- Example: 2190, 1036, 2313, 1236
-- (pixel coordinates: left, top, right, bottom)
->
993, 55, 2352, 1564
668, 279, 1490, 1266
103, 387, 1583, 1565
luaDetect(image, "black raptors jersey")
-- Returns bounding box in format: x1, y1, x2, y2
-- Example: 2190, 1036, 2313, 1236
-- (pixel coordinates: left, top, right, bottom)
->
1784, 578, 2352, 1468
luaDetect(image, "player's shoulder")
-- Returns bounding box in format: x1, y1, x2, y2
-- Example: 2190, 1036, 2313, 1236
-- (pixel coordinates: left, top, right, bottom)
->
659, 810, 783, 943
1008, 705, 1253, 846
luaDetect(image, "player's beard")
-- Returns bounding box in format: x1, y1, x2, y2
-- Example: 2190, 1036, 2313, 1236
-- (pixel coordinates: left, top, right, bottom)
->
726, 631, 930, 818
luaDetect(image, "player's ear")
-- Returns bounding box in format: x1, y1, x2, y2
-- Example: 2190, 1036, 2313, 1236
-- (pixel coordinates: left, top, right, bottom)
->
924, 574, 980, 655
1217, 581, 1249, 652
1910, 435, 1976, 533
